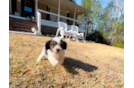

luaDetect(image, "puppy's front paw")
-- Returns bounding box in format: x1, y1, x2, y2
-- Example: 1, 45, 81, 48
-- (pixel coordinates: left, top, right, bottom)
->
50, 61, 58, 66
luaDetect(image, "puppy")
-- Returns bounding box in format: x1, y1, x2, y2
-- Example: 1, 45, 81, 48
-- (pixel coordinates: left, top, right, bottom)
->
36, 37, 67, 66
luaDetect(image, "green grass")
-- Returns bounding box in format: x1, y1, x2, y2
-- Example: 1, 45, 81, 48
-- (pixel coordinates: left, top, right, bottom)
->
124, 22, 128, 34
112, 43, 124, 48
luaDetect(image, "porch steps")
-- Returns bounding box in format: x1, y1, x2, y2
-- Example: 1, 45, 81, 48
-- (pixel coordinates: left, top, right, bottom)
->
9, 30, 35, 35
9, 17, 38, 33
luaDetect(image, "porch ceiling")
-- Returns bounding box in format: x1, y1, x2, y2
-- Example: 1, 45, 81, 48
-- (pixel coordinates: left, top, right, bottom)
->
37, 0, 92, 15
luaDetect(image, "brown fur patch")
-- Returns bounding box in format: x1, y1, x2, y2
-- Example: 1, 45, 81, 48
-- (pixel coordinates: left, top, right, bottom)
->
50, 41, 57, 50
60, 40, 67, 49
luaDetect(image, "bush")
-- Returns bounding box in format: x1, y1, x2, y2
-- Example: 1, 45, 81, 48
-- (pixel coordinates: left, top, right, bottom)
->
86, 30, 111, 45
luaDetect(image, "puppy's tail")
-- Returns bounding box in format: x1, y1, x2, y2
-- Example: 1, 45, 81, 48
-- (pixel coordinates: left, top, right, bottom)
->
56, 27, 62, 38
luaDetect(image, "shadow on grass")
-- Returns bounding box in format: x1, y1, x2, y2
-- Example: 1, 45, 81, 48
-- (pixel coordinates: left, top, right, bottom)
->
62, 57, 98, 75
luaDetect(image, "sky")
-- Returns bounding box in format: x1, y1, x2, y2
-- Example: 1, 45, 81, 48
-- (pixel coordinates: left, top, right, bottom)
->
76, 0, 124, 16
76, 0, 109, 8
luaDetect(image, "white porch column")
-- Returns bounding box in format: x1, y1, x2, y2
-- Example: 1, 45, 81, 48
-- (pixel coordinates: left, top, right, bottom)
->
34, 0, 42, 35
57, 0, 61, 22
73, 8, 76, 25
35, 0, 38, 21
37, 12, 42, 35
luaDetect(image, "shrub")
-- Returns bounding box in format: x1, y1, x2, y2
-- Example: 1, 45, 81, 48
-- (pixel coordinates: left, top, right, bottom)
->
86, 30, 111, 45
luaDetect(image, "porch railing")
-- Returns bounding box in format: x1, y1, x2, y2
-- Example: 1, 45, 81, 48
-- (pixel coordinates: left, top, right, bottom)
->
38, 9, 86, 24
37, 9, 86, 28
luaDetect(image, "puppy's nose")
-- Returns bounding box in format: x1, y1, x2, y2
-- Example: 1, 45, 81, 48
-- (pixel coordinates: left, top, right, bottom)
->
57, 49, 60, 52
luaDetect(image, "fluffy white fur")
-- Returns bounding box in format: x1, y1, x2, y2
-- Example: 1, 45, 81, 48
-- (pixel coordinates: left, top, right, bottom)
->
36, 37, 66, 66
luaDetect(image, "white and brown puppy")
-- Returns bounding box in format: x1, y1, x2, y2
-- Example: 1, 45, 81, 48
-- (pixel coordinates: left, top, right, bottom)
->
36, 37, 67, 66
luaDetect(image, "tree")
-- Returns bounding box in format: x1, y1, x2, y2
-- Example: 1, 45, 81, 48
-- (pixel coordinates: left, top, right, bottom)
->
81, 0, 103, 34
80, 0, 124, 45
99, 0, 115, 39
110, 0, 124, 44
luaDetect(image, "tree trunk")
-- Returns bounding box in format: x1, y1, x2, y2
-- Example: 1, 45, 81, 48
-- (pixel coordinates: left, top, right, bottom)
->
118, 2, 124, 23
90, 24, 92, 33
111, 1, 124, 44
114, 0, 121, 21
110, 0, 121, 45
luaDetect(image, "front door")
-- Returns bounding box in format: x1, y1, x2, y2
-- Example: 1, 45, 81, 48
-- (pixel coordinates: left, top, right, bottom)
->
11, 0, 17, 14
21, 0, 34, 17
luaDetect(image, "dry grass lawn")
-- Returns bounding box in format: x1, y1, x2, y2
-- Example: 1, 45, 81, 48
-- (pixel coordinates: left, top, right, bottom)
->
9, 33, 124, 88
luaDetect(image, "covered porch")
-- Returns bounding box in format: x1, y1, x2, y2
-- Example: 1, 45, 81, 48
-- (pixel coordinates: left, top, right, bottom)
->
9, 0, 92, 39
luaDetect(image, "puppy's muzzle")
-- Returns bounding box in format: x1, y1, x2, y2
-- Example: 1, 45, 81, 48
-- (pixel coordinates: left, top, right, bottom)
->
56, 48, 61, 53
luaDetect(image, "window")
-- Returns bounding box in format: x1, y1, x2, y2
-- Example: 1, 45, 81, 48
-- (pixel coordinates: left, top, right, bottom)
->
24, 6, 32, 12
9, 3, 10, 12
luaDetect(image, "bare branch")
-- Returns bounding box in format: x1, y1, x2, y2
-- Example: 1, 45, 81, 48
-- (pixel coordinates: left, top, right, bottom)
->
114, 0, 121, 21
118, 1, 124, 22
115, 0, 117, 6
111, 0, 121, 43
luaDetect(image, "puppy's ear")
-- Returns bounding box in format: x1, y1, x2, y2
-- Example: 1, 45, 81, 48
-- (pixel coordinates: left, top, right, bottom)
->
45, 40, 51, 50
62, 41, 67, 49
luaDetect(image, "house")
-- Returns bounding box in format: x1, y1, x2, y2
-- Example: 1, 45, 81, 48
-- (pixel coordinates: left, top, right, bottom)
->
9, 0, 92, 39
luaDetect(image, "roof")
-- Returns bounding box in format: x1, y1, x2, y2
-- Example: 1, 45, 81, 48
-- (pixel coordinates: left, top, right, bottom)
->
68, 0, 76, 4
64, 0, 92, 14
38, 0, 92, 15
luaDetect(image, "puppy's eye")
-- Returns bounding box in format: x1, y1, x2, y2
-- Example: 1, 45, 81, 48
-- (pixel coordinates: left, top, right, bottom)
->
51, 41, 57, 46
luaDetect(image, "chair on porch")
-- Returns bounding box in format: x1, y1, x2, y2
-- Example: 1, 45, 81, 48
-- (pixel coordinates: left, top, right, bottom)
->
70, 25, 85, 42
56, 21, 72, 40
